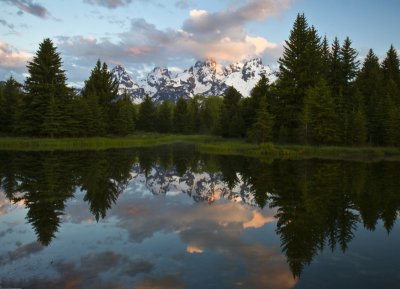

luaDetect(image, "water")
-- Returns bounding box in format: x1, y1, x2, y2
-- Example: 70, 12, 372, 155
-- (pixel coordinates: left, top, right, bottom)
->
0, 144, 399, 289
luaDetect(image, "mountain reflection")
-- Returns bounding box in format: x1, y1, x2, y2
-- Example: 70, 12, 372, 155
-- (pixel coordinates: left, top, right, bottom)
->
0, 145, 399, 277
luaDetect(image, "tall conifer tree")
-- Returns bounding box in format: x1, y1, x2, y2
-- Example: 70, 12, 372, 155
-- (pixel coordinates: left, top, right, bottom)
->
22, 38, 69, 136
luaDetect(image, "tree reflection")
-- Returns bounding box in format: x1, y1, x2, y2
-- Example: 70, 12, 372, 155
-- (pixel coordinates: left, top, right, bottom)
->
0, 145, 399, 277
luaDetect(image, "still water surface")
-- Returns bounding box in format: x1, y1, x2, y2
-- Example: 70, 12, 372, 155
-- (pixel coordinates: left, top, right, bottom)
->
0, 145, 399, 288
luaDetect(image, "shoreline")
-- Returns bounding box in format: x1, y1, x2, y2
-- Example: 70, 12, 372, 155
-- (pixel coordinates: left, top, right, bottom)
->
0, 134, 399, 162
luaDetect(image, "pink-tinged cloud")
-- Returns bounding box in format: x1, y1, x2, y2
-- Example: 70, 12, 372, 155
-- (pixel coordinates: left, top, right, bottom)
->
57, 0, 292, 73
0, 41, 32, 70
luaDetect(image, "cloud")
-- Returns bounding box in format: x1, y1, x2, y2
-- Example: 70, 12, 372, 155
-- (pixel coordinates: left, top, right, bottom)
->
4, 0, 51, 19
2, 251, 153, 289
0, 241, 44, 265
175, 0, 193, 9
0, 41, 32, 70
56, 0, 292, 78
0, 19, 15, 30
83, 0, 134, 9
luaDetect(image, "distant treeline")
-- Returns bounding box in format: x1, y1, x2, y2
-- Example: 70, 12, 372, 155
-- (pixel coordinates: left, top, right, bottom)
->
0, 13, 399, 146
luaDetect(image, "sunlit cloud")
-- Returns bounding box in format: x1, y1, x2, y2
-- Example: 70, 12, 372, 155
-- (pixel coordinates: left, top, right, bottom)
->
0, 41, 32, 69
56, 0, 293, 78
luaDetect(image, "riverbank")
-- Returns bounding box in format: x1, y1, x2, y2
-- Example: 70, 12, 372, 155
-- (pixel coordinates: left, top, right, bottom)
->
0, 134, 399, 161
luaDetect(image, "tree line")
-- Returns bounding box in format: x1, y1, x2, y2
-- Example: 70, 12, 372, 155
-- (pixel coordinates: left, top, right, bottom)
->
0, 13, 399, 146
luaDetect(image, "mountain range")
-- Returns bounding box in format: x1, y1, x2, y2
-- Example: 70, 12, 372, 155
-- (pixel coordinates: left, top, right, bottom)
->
111, 58, 276, 103
131, 164, 256, 206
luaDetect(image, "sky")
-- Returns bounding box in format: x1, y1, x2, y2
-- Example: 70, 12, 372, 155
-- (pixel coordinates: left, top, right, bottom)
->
1, 0, 399, 86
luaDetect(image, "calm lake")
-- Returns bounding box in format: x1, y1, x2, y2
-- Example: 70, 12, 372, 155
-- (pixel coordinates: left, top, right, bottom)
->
0, 144, 399, 289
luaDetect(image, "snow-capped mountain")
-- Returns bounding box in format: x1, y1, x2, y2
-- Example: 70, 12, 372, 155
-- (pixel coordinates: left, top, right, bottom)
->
131, 164, 256, 206
111, 58, 276, 104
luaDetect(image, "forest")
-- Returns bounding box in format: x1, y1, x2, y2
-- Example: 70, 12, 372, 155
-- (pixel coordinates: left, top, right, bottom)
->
0, 13, 399, 146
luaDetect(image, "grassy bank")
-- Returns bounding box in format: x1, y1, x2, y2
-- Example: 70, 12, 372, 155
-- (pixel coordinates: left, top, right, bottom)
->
199, 141, 400, 162
0, 134, 399, 161
0, 134, 219, 151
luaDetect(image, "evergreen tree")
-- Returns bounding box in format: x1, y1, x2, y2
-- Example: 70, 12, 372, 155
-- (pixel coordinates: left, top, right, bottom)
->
381, 45, 400, 105
201, 96, 222, 134
329, 37, 342, 96
173, 97, 189, 134
321, 36, 331, 79
276, 13, 323, 142
22, 38, 69, 136
357, 49, 384, 144
340, 37, 359, 87
348, 89, 367, 145
219, 87, 245, 138
242, 74, 269, 130
247, 98, 274, 144
0, 77, 22, 135
137, 95, 155, 132
42, 94, 59, 138
111, 94, 135, 136
304, 79, 341, 144
156, 100, 174, 133
82, 60, 118, 134
187, 95, 202, 133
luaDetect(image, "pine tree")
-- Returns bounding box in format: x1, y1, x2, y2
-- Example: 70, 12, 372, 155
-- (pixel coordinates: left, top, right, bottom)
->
242, 74, 269, 130
304, 79, 341, 144
156, 100, 173, 133
276, 13, 323, 142
42, 94, 60, 138
357, 49, 384, 144
348, 89, 367, 146
0, 77, 22, 135
329, 38, 342, 98
82, 60, 118, 134
382, 45, 400, 105
22, 38, 69, 136
201, 96, 222, 134
321, 36, 331, 79
247, 98, 274, 144
111, 93, 135, 136
137, 95, 155, 132
173, 97, 189, 134
219, 86, 244, 138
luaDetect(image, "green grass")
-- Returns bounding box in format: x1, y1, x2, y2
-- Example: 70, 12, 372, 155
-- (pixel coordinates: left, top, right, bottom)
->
0, 134, 220, 151
198, 141, 400, 162
0, 134, 399, 162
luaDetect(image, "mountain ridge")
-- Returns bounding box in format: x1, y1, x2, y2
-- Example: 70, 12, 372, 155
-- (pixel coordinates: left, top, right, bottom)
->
111, 58, 276, 103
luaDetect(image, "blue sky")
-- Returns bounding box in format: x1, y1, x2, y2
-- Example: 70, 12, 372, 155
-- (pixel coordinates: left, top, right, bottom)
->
1, 0, 399, 86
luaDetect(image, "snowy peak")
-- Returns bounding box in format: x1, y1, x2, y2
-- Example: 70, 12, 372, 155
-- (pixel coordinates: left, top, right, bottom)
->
112, 58, 276, 103
111, 65, 136, 89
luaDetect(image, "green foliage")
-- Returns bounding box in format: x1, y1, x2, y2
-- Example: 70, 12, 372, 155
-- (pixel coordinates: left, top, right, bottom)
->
247, 98, 273, 144
156, 99, 174, 133
275, 13, 324, 143
357, 49, 384, 144
201, 96, 222, 134
137, 95, 156, 132
0, 77, 22, 135
219, 87, 245, 138
82, 60, 119, 134
173, 97, 189, 134
304, 79, 341, 144
111, 95, 135, 136
22, 38, 70, 136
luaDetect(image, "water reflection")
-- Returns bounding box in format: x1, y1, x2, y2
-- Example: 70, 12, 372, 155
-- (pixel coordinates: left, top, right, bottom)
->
0, 145, 400, 288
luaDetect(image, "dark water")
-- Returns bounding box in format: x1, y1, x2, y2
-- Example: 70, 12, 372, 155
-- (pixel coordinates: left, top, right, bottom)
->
0, 144, 399, 289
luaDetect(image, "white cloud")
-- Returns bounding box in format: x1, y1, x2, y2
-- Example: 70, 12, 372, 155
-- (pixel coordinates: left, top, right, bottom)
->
0, 41, 32, 69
